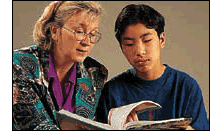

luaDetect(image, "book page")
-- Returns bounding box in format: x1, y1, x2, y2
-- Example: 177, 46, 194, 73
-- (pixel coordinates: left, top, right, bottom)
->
124, 117, 192, 130
56, 109, 115, 130
108, 100, 162, 130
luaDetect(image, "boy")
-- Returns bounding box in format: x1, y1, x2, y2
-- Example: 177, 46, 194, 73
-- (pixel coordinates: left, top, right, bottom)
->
96, 4, 209, 130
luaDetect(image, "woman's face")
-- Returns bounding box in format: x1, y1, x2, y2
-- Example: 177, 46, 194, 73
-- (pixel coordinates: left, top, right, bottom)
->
52, 12, 100, 63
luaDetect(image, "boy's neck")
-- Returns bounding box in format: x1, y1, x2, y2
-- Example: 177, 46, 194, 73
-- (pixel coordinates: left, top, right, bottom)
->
135, 64, 166, 81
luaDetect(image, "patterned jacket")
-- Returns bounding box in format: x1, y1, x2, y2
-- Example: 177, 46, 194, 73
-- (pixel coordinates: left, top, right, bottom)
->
13, 45, 108, 130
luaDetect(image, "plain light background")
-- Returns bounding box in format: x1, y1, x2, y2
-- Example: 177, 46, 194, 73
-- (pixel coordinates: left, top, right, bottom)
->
13, 1, 209, 113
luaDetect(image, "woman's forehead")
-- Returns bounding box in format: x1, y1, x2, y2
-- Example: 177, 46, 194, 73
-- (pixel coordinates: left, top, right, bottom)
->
65, 12, 99, 28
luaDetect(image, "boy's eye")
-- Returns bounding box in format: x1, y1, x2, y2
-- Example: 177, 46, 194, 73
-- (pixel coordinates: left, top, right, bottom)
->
122, 39, 135, 46
125, 44, 134, 46
123, 41, 134, 46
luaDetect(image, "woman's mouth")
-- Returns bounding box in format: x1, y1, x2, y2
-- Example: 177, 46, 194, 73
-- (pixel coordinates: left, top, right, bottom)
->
76, 49, 89, 56
77, 49, 88, 52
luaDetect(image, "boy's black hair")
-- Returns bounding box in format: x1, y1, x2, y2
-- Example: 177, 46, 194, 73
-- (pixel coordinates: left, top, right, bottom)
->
115, 4, 165, 48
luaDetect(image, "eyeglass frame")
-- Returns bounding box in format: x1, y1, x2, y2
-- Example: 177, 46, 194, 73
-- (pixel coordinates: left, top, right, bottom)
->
62, 27, 102, 44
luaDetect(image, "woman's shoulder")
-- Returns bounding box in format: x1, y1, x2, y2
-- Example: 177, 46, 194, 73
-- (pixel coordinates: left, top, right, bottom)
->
13, 44, 40, 54
13, 44, 40, 65
83, 56, 106, 69
106, 68, 134, 85
83, 56, 108, 78
13, 44, 44, 79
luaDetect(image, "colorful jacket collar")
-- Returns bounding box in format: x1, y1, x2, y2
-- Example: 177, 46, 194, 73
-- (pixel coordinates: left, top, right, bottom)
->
13, 44, 108, 129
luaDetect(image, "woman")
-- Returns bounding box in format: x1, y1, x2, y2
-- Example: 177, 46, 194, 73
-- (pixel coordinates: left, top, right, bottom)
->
13, 1, 108, 130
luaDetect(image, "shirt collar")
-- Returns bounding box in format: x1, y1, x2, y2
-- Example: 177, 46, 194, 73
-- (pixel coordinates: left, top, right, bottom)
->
48, 54, 57, 78
48, 54, 77, 85
67, 63, 77, 85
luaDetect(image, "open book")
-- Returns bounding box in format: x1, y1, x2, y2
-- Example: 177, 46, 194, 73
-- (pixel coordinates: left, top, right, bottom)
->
56, 100, 192, 130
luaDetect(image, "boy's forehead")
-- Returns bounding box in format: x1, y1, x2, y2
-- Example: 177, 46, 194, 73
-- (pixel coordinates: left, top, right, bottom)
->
123, 23, 156, 36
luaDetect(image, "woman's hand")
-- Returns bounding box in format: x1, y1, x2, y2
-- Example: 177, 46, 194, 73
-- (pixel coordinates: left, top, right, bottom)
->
173, 125, 194, 130
13, 84, 19, 105
185, 126, 194, 130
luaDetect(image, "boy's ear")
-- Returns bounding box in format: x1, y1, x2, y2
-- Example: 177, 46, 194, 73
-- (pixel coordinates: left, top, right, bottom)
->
160, 32, 166, 48
120, 44, 125, 54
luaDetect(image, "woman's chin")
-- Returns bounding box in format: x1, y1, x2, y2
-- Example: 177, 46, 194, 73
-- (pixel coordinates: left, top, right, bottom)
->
75, 56, 87, 63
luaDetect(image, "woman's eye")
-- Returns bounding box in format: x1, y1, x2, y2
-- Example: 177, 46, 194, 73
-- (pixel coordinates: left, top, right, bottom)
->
143, 39, 152, 43
89, 32, 95, 36
90, 30, 99, 35
75, 30, 84, 34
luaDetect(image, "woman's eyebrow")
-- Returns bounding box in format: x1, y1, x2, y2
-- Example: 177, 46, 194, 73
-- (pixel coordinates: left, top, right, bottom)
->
71, 23, 99, 32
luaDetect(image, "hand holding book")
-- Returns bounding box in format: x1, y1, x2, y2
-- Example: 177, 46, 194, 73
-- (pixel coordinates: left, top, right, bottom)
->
124, 101, 158, 125
118, 101, 192, 130
56, 100, 192, 130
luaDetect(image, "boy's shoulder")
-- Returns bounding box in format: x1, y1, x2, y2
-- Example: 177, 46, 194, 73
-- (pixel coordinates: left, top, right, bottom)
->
166, 65, 197, 83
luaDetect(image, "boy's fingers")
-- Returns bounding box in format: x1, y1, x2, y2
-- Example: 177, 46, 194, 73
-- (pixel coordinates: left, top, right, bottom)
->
130, 110, 138, 121
127, 115, 133, 122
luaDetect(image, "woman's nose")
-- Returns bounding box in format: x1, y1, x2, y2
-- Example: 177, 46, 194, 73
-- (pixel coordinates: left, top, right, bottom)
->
80, 34, 92, 46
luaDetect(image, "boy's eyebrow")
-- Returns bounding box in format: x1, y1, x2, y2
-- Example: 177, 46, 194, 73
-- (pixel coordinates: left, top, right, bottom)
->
122, 37, 134, 40
140, 33, 153, 38
122, 32, 153, 40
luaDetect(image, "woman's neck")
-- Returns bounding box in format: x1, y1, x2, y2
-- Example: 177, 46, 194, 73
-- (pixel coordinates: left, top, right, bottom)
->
51, 49, 75, 83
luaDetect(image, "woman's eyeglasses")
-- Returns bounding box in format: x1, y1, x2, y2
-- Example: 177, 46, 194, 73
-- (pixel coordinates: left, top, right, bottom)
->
62, 27, 101, 44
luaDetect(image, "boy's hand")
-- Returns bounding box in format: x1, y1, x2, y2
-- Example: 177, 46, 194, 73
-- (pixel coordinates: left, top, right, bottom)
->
125, 110, 138, 124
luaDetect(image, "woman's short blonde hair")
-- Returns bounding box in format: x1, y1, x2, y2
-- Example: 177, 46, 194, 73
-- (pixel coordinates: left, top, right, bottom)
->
33, 1, 102, 50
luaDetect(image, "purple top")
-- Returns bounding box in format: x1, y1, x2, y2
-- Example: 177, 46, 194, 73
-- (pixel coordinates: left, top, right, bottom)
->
48, 55, 76, 112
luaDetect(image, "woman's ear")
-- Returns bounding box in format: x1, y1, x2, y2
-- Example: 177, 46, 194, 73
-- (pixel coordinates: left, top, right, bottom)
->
50, 24, 57, 40
160, 32, 166, 48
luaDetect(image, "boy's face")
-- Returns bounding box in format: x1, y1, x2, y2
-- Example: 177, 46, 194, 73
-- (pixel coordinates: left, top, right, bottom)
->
121, 23, 165, 75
